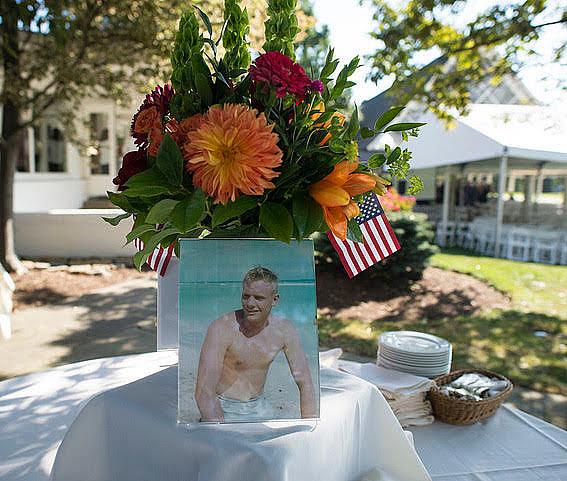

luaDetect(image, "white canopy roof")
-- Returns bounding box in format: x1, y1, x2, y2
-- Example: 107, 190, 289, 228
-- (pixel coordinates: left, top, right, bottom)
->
397, 104, 567, 170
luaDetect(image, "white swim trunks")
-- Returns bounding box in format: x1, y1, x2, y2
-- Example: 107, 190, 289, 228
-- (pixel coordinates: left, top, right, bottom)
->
217, 394, 271, 421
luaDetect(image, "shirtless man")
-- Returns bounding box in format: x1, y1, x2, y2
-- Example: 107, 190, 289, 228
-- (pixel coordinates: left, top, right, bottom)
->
195, 267, 317, 422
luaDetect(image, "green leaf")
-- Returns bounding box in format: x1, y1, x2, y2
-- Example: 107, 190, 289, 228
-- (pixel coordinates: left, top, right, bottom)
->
360, 127, 375, 139
102, 212, 131, 226
107, 191, 134, 212
133, 227, 180, 270
368, 153, 387, 169
212, 196, 258, 227
343, 105, 359, 140
387, 146, 402, 164
194, 5, 212, 36
374, 106, 405, 132
125, 224, 158, 245
408, 175, 424, 194
329, 138, 345, 153
346, 219, 364, 243
122, 185, 171, 197
146, 199, 181, 224
292, 194, 324, 239
125, 166, 168, 188
259, 203, 293, 243
195, 73, 213, 106
156, 134, 183, 186
171, 189, 206, 233
320, 48, 338, 79
383, 122, 426, 132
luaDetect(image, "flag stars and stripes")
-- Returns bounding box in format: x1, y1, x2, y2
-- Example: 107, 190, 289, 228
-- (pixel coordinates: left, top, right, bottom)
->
328, 193, 400, 278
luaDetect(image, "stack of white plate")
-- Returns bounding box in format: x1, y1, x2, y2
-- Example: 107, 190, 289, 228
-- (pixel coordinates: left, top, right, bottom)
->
377, 331, 452, 378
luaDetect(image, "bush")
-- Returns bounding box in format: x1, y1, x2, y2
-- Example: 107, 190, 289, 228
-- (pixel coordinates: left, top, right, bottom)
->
314, 212, 438, 284
380, 187, 416, 212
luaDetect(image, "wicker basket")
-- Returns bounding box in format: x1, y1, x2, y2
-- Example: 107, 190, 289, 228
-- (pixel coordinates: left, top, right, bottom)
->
429, 369, 513, 425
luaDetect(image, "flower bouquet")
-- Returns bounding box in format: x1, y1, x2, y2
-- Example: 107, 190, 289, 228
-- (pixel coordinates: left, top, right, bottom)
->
105, 0, 424, 271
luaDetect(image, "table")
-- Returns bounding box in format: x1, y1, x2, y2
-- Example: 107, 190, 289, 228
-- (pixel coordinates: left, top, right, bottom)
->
49, 362, 430, 481
409, 406, 567, 480
1, 352, 566, 481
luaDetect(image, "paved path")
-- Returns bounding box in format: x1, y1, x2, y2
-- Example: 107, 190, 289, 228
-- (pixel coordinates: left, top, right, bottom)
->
1, 278, 565, 429
0, 278, 157, 380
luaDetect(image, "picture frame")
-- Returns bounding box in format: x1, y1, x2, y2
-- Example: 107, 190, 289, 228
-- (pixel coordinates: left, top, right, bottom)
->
178, 238, 320, 424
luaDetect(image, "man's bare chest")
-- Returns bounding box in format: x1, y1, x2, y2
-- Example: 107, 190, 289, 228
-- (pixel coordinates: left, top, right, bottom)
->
225, 331, 284, 370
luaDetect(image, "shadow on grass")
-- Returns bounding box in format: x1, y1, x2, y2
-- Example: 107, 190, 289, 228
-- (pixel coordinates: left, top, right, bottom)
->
49, 285, 157, 366
318, 309, 566, 395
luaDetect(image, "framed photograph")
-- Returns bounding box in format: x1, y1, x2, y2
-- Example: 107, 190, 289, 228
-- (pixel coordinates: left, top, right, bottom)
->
178, 238, 320, 424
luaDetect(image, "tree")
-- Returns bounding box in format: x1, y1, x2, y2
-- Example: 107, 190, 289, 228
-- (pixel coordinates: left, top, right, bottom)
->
365, 0, 567, 121
295, 0, 331, 75
0, 0, 186, 272
0, 0, 315, 273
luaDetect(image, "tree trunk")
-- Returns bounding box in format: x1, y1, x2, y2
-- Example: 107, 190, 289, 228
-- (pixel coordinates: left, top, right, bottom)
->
0, 124, 26, 274
0, 0, 26, 274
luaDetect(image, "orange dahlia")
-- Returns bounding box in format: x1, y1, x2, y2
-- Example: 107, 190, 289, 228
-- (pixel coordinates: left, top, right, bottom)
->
184, 104, 283, 204
167, 114, 204, 146
309, 160, 376, 240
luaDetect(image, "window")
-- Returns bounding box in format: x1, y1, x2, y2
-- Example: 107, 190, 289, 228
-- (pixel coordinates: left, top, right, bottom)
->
33, 119, 67, 172
88, 112, 110, 174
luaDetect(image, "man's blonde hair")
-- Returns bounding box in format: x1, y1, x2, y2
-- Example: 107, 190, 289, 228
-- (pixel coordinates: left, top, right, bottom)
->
243, 266, 278, 293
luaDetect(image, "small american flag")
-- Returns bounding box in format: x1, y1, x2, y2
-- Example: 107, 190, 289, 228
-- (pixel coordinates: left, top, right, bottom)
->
134, 237, 175, 277
328, 193, 400, 278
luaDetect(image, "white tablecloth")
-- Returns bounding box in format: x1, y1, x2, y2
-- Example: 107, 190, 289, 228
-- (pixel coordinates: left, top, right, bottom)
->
1, 352, 566, 481
49, 360, 430, 481
409, 406, 567, 480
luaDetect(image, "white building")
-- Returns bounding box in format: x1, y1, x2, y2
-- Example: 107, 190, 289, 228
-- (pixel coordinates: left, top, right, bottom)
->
13, 96, 140, 212
9, 96, 142, 258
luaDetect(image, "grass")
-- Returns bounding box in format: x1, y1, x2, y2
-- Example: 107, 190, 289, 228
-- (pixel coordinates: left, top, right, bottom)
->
318, 248, 567, 394
430, 248, 567, 318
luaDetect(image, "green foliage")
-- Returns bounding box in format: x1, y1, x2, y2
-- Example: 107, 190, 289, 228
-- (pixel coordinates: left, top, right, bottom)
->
170, 9, 208, 118
212, 196, 258, 227
361, 106, 424, 182
315, 212, 438, 283
366, 0, 566, 120
222, 0, 251, 74
292, 193, 325, 240
263, 0, 301, 59
156, 135, 184, 186
260, 202, 294, 243
102, 212, 132, 226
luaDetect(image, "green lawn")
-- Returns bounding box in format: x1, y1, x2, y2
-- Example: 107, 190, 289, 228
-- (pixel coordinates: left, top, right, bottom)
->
318, 248, 567, 394
430, 248, 567, 318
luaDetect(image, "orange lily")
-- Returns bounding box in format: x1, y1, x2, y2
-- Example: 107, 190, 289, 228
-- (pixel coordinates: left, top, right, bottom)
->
310, 102, 345, 145
309, 160, 376, 240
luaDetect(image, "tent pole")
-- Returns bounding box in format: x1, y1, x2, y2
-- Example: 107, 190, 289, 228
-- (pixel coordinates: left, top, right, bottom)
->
495, 149, 508, 256
441, 167, 451, 247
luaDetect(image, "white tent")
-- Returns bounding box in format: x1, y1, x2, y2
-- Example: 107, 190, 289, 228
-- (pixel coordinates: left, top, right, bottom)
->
400, 104, 567, 247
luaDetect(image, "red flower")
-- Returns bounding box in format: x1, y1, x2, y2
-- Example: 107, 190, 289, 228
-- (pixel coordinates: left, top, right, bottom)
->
250, 51, 322, 101
113, 150, 148, 190
131, 84, 174, 149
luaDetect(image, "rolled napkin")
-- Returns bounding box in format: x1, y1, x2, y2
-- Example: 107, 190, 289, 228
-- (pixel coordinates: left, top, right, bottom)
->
339, 361, 434, 428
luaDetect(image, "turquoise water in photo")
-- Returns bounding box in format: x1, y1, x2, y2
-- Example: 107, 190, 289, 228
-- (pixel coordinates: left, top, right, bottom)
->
178, 239, 319, 424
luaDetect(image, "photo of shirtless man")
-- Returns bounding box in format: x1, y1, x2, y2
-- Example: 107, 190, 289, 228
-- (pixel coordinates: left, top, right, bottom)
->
195, 267, 317, 422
